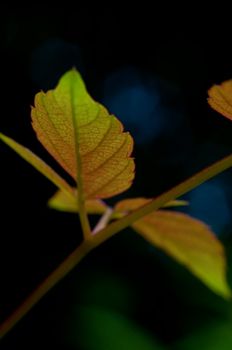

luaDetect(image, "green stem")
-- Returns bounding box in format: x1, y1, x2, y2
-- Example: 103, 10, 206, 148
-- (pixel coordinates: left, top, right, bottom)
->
1, 153, 232, 339
78, 193, 91, 239
69, 72, 91, 239
0, 240, 93, 339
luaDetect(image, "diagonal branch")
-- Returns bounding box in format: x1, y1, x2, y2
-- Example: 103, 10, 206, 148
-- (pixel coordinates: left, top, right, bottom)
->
0, 240, 93, 339
1, 153, 232, 339
92, 153, 232, 247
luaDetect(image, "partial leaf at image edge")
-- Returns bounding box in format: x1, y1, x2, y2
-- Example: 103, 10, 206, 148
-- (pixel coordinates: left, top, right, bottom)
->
208, 80, 232, 121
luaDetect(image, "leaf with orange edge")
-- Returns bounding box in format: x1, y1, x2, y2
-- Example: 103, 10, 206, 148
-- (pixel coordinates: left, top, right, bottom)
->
208, 80, 232, 120
107, 198, 230, 298
31, 69, 135, 200
132, 211, 230, 298
0, 69, 134, 201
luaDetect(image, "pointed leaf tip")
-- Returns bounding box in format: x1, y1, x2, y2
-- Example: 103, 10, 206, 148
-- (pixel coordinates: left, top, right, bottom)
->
132, 210, 231, 298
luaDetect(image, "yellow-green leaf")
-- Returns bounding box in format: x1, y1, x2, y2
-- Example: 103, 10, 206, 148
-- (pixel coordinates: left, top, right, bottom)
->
132, 210, 231, 298
208, 80, 232, 120
0, 133, 73, 196
48, 189, 107, 214
162, 200, 188, 207
31, 69, 135, 199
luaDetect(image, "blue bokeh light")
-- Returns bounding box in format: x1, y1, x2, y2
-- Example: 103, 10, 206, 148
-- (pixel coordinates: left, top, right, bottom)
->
31, 38, 84, 90
184, 178, 231, 235
103, 66, 185, 145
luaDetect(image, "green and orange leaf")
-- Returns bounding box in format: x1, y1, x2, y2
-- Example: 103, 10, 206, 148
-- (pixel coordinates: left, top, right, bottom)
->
31, 69, 135, 199
0, 69, 134, 202
112, 198, 230, 298
208, 80, 232, 120
132, 211, 230, 298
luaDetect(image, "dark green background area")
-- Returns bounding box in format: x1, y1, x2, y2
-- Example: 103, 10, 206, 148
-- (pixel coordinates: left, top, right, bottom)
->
1, 7, 232, 349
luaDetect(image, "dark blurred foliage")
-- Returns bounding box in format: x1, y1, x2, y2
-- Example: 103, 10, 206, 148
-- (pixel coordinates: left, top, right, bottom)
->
1, 7, 232, 349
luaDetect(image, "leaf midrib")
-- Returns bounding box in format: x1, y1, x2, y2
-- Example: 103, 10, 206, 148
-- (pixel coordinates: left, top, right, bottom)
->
38, 93, 74, 177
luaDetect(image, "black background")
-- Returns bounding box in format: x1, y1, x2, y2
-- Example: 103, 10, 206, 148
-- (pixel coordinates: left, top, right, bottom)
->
1, 7, 232, 349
